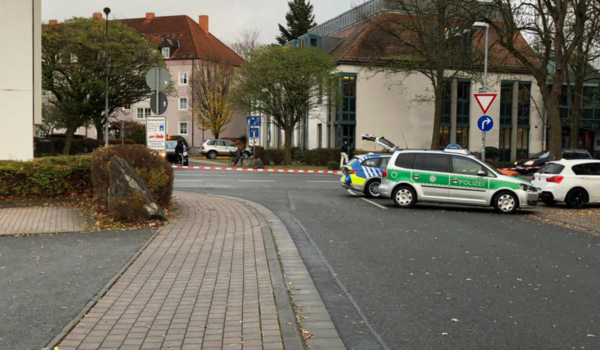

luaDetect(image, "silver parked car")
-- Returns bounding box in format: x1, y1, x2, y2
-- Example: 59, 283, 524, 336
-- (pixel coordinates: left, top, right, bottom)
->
201, 140, 238, 159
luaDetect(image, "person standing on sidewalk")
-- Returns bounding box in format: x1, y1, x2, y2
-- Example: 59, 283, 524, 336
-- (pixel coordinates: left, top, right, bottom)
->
340, 140, 349, 168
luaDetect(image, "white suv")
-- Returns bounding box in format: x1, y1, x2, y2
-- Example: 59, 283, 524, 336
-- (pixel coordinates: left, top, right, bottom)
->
201, 140, 238, 159
532, 160, 600, 208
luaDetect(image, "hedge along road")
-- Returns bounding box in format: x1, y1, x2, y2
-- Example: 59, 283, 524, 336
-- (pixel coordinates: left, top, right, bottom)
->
175, 169, 600, 350
0, 229, 155, 350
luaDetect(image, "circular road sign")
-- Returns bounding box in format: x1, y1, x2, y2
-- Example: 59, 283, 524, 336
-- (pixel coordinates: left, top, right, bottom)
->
477, 115, 495, 132
145, 67, 171, 92
150, 92, 168, 115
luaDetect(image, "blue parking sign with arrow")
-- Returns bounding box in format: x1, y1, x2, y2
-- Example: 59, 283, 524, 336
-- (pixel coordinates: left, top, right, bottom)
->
477, 115, 494, 132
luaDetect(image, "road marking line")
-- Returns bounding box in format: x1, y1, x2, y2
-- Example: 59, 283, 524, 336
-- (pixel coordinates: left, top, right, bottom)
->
347, 189, 388, 210
175, 180, 205, 182
238, 180, 276, 183
307, 181, 340, 183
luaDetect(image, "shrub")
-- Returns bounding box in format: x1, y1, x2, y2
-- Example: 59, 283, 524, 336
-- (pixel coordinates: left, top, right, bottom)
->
109, 139, 136, 145
327, 161, 339, 170
291, 147, 305, 163
91, 145, 174, 209
254, 146, 270, 165
267, 149, 286, 165
0, 156, 92, 200
304, 148, 341, 166
121, 121, 147, 145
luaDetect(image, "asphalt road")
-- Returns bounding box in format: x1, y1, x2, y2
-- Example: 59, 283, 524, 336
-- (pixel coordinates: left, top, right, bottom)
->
0, 229, 155, 350
175, 169, 600, 350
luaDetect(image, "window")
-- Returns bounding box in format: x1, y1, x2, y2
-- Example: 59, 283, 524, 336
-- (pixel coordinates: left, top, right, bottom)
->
439, 126, 451, 148
452, 156, 486, 176
136, 108, 151, 119
380, 157, 389, 168
456, 80, 470, 149
395, 153, 416, 169
317, 124, 322, 149
583, 163, 600, 175
162, 47, 170, 59
179, 72, 188, 85
414, 154, 450, 173
179, 122, 188, 135
225, 141, 236, 147
456, 127, 469, 150
124, 104, 131, 110
540, 163, 565, 174
361, 158, 379, 167
179, 97, 188, 110
206, 140, 215, 146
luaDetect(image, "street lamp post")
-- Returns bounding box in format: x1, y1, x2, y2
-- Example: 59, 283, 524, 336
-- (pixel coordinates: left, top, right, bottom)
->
473, 21, 489, 161
104, 7, 111, 147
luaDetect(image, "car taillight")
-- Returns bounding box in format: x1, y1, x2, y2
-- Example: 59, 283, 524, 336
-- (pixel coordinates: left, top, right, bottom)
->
202, 146, 205, 150
349, 169, 358, 174
382, 170, 387, 178
546, 176, 564, 184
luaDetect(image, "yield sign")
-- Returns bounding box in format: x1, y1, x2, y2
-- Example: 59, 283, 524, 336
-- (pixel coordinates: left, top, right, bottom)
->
474, 93, 498, 114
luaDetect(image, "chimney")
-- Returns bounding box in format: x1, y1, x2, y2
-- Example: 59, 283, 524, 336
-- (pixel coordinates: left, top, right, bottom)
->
199, 15, 209, 33
92, 12, 103, 20
49, 19, 58, 25
146, 12, 155, 20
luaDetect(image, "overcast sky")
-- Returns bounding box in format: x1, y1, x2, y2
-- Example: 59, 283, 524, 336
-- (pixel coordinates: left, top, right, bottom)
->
42, 0, 359, 45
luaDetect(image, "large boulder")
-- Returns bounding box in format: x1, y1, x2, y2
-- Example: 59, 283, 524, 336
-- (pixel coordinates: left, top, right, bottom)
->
108, 156, 167, 221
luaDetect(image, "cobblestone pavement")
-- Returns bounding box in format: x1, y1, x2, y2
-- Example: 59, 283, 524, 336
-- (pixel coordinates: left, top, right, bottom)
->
532, 204, 600, 233
0, 206, 86, 235
54, 192, 304, 350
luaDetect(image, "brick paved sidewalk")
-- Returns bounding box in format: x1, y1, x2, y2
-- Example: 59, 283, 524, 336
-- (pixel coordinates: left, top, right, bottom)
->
0, 206, 86, 236
54, 192, 299, 350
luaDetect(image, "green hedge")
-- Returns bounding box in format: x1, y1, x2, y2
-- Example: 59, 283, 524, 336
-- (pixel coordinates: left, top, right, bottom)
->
91, 145, 174, 209
0, 156, 92, 200
255, 147, 342, 166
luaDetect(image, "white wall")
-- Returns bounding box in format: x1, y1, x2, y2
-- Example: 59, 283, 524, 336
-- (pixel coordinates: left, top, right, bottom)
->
0, 0, 41, 160
306, 65, 545, 157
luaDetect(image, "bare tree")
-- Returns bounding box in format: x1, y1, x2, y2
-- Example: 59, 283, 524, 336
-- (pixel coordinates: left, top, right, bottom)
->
481, 0, 588, 160
189, 55, 236, 140
231, 28, 262, 61
361, 0, 483, 150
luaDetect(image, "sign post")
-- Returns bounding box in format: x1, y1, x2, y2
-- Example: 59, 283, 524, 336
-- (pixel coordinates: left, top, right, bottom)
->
145, 67, 171, 150
474, 93, 498, 161
146, 117, 167, 151
247, 116, 262, 160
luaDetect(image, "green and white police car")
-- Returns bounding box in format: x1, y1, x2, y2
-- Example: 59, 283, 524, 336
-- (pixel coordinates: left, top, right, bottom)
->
377, 146, 539, 214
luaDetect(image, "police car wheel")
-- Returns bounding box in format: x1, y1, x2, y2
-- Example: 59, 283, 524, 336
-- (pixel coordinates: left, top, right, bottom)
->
392, 186, 416, 208
364, 180, 381, 198
493, 192, 518, 214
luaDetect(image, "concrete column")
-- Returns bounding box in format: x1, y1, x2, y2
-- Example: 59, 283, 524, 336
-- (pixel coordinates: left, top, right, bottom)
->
510, 81, 519, 162
450, 78, 458, 144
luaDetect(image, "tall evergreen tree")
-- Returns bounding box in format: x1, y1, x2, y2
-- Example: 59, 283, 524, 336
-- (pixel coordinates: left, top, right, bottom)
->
276, 0, 317, 45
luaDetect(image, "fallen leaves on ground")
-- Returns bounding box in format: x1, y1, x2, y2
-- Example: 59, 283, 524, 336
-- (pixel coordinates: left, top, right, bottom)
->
451, 318, 459, 322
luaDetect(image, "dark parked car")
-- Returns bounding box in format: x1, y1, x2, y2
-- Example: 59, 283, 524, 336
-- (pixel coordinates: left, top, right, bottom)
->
165, 140, 189, 166
514, 149, 592, 173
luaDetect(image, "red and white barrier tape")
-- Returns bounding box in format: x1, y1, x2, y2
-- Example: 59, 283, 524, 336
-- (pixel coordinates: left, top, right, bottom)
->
498, 166, 542, 171
173, 165, 340, 174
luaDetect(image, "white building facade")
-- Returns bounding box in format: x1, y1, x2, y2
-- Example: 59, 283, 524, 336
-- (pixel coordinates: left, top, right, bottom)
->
0, 0, 42, 160
263, 0, 599, 161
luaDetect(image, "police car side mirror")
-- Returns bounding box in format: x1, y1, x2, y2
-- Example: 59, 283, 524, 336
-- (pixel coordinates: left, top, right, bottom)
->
477, 170, 487, 177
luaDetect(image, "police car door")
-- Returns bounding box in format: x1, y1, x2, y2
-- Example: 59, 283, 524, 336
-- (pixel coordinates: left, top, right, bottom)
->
448, 156, 490, 204
412, 153, 450, 200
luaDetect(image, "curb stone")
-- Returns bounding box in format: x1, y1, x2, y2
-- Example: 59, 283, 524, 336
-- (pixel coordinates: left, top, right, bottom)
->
222, 195, 347, 350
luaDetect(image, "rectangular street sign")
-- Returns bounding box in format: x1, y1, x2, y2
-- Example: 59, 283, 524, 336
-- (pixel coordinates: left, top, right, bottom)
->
247, 116, 261, 126
249, 127, 260, 138
146, 117, 166, 151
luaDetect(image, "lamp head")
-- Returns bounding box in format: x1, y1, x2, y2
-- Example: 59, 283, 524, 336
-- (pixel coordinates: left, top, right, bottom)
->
103, 7, 111, 16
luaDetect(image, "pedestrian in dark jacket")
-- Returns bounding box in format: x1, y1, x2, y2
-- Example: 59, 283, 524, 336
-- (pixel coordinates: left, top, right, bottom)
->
340, 140, 349, 168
